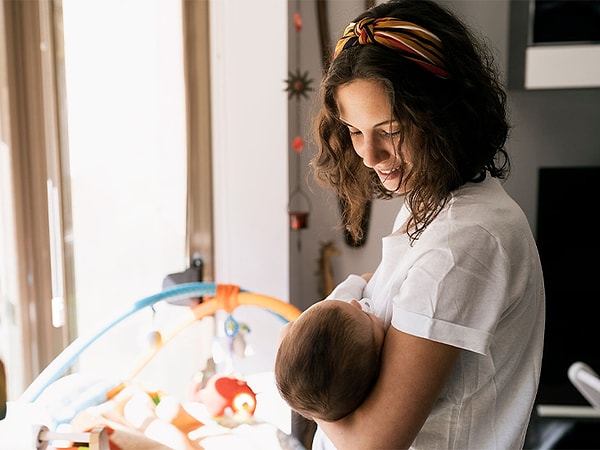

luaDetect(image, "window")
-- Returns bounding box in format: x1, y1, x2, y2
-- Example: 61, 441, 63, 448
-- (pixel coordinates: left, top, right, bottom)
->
61, 0, 188, 376
0, 0, 212, 399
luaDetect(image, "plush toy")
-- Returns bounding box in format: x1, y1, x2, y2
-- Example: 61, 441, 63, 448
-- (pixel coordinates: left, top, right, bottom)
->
193, 374, 256, 418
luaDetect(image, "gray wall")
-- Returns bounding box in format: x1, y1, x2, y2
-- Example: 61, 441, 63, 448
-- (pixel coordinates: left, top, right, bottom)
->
288, 0, 600, 311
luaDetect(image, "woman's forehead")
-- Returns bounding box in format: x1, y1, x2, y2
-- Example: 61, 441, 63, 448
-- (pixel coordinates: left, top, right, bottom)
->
336, 79, 394, 127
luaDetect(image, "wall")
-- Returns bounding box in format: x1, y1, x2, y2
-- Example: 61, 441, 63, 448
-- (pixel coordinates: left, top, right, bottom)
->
209, 2, 292, 429
210, 0, 290, 301
288, 0, 600, 312
507, 88, 600, 231
288, 0, 386, 312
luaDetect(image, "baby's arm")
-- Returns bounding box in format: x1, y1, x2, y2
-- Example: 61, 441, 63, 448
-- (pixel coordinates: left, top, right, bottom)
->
325, 273, 371, 301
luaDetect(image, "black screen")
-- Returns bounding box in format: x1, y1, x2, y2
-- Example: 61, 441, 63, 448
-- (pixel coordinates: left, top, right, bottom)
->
535, 166, 600, 406
532, 1, 600, 45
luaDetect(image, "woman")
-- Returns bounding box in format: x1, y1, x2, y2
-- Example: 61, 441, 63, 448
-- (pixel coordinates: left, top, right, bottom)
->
309, 0, 545, 448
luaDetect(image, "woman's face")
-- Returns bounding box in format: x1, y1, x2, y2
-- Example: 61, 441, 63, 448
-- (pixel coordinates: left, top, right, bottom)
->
336, 78, 412, 193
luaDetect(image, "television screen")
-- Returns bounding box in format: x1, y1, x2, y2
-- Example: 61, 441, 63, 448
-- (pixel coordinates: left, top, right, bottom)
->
535, 166, 600, 406
532, 0, 600, 45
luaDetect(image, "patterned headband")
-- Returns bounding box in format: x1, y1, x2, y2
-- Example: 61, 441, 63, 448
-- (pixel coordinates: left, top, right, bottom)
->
333, 17, 450, 79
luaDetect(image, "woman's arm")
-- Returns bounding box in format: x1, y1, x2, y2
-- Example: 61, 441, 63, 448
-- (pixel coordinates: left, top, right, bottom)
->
316, 326, 460, 449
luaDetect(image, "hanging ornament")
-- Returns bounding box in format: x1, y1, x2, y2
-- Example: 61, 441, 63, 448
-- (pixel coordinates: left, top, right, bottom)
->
292, 136, 305, 153
293, 11, 302, 32
286, 3, 313, 250
288, 187, 311, 230
284, 69, 314, 100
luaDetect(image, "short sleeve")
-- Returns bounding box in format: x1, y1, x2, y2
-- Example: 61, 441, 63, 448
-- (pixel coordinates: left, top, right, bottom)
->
390, 223, 509, 355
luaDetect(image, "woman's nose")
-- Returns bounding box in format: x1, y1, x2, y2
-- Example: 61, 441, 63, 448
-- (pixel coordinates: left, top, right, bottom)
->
358, 135, 390, 168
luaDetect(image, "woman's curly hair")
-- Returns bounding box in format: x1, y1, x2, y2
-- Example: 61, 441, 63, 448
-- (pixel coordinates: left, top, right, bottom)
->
311, 0, 510, 244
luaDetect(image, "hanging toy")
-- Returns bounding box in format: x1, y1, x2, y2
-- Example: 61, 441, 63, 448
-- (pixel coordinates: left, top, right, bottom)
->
146, 329, 163, 347
223, 315, 251, 359
224, 314, 240, 337
144, 305, 164, 349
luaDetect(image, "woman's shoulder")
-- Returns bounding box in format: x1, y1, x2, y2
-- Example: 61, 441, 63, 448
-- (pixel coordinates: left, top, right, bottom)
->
428, 178, 534, 250
447, 178, 526, 225
451, 177, 509, 205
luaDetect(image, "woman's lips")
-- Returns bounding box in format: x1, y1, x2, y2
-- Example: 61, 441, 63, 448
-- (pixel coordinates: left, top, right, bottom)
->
376, 166, 400, 180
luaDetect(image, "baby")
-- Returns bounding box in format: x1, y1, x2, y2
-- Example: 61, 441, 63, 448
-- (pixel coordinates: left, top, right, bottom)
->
275, 298, 384, 421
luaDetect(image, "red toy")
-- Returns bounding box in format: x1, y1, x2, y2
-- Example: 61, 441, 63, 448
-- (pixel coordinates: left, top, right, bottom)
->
194, 374, 257, 418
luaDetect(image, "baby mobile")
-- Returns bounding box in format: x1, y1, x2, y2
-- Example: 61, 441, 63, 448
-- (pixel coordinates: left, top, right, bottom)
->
285, 0, 313, 251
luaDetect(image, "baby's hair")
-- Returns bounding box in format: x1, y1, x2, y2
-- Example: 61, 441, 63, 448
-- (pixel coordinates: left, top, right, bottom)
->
275, 302, 381, 421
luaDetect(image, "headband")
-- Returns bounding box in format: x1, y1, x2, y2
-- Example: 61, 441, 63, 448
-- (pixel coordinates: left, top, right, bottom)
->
333, 17, 450, 79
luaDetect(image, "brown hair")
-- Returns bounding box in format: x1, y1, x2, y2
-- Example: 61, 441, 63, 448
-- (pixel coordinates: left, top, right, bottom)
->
274, 302, 381, 421
311, 0, 510, 244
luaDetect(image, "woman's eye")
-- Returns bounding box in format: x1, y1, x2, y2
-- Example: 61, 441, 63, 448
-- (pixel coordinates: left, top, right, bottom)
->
348, 129, 362, 137
383, 130, 401, 137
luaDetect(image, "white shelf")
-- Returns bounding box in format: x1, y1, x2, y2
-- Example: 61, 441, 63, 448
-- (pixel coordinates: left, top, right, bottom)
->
525, 45, 600, 89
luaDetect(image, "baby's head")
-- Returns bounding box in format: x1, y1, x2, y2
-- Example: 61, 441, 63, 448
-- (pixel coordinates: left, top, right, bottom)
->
275, 299, 384, 421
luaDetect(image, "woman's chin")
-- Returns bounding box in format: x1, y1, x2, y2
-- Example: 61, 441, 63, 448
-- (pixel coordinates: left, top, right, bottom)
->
380, 178, 403, 193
